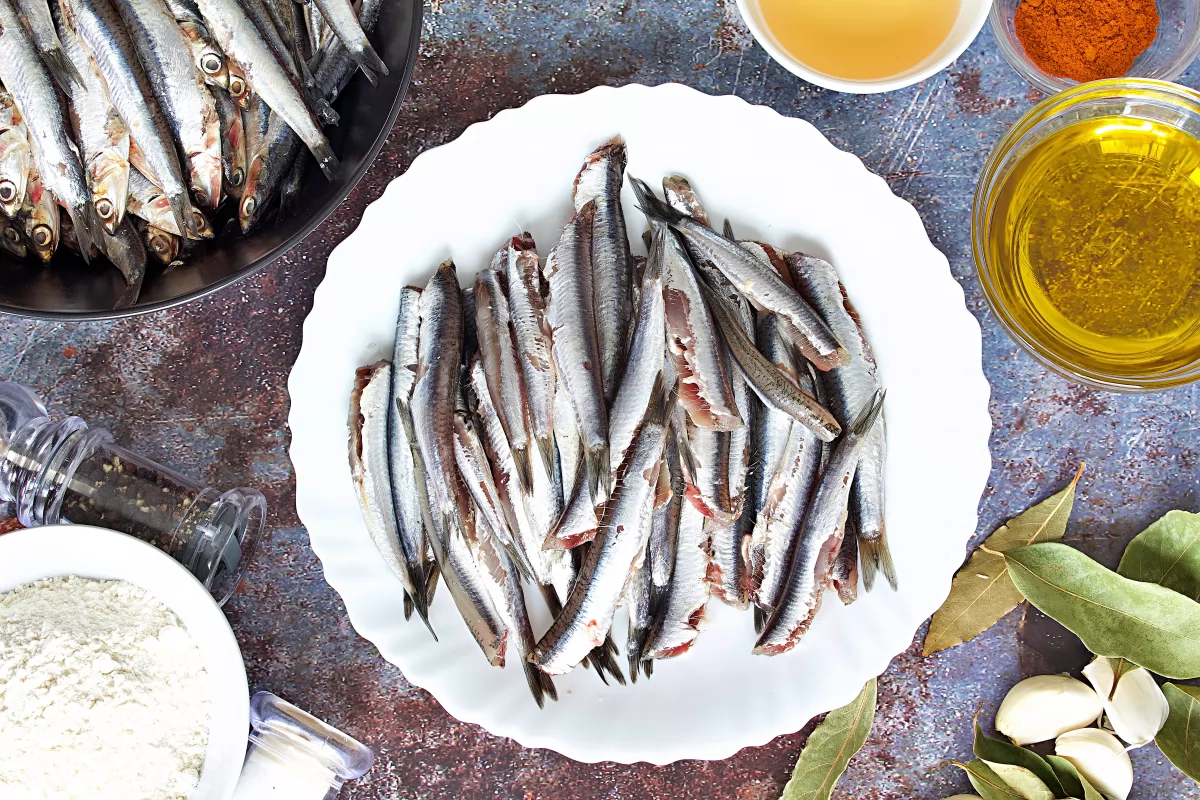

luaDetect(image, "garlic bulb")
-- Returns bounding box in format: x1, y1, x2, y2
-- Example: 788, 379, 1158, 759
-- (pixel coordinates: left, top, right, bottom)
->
995, 675, 1103, 745
1055, 728, 1134, 800
1082, 657, 1168, 747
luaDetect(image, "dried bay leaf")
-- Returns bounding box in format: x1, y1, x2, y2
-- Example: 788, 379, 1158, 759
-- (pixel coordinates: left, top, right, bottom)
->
1045, 756, 1106, 800
780, 679, 876, 800
983, 764, 1055, 800
1006, 543, 1200, 679
973, 711, 1064, 795
1158, 683, 1200, 781
1117, 510, 1200, 601
924, 466, 1084, 656
954, 759, 1024, 799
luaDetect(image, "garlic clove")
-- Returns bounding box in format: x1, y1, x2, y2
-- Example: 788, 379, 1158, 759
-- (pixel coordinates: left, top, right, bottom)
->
1055, 727, 1134, 800
995, 675, 1103, 745
1082, 657, 1169, 747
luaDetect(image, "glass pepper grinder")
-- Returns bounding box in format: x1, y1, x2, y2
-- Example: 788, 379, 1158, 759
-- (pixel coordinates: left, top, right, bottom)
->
0, 381, 266, 605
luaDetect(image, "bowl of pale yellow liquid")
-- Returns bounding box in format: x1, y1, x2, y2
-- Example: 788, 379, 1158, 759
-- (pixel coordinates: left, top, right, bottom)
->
975, 79, 1200, 392
735, 0, 992, 93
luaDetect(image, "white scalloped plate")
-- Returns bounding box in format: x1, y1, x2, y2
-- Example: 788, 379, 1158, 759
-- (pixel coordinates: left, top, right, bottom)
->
288, 83, 992, 764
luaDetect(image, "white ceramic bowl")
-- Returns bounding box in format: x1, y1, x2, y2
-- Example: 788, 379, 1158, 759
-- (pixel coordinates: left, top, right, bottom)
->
735, 0, 993, 94
0, 526, 249, 800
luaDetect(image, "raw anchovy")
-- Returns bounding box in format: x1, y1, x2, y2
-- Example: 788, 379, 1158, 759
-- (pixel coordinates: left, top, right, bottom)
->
654, 218, 741, 431
214, 89, 245, 197
15, 0, 83, 91
127, 166, 180, 235
789, 253, 892, 590
178, 19, 227, 90
649, 436, 683, 610
0, 214, 27, 257
747, 364, 824, 631
242, 96, 271, 160
139, 219, 178, 265
699, 276, 841, 442
277, 151, 304, 219
224, 59, 249, 107
625, 541, 654, 682
57, 13, 129, 234
61, 0, 202, 239
573, 136, 633, 403
682, 420, 734, 525
113, 0, 222, 212
387, 286, 433, 629
502, 233, 557, 485
662, 174, 711, 227
544, 464, 598, 550
475, 267, 534, 492
242, 0, 335, 126
631, 178, 849, 370
608, 231, 665, 473
196, 0, 339, 177
238, 112, 302, 232
645, 500, 709, 659
755, 393, 884, 656
0, 90, 30, 217
311, 0, 383, 100
0, 0, 93, 255
18, 159, 56, 262
531, 378, 669, 676
831, 517, 860, 605
412, 261, 507, 664
543, 201, 609, 498
96, 216, 145, 307
310, 0, 387, 82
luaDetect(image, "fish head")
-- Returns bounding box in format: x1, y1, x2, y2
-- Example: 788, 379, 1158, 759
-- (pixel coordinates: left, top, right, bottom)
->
198, 49, 229, 90
0, 137, 30, 217
25, 217, 57, 263
188, 153, 222, 213
185, 206, 214, 240
239, 156, 270, 233
144, 225, 179, 265
89, 152, 129, 236
0, 221, 26, 259
226, 65, 251, 109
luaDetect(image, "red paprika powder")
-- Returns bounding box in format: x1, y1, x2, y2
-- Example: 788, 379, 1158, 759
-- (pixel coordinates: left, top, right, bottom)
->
1014, 0, 1160, 83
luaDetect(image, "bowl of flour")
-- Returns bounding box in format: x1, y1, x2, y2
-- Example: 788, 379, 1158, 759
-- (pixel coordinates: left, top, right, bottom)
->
0, 525, 249, 800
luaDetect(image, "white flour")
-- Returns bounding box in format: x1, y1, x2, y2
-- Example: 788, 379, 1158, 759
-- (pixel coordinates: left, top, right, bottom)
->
0, 576, 211, 800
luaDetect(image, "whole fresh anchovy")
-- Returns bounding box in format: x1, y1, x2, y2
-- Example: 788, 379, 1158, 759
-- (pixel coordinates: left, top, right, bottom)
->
649, 436, 683, 610
57, 12, 129, 234
531, 378, 669, 676
0, 0, 93, 256
631, 178, 848, 370
138, 219, 179, 265
789, 253, 892, 590
238, 111, 302, 232
242, 0, 335, 126
501, 233, 557, 485
543, 201, 609, 498
645, 499, 709, 659
747, 365, 824, 631
311, 0, 383, 100
96, 217, 146, 307
196, 0, 339, 178
127, 166, 180, 235
61, 0, 202, 240
0, 214, 28, 257
654, 218, 741, 431
178, 19, 226, 89
573, 136, 633, 403
113, 0, 222, 212
831, 517, 860, 605
755, 393, 884, 656
625, 541, 654, 682
18, 157, 56, 262
15, 0, 83, 92
213, 89, 245, 197
0, 90, 30, 217
310, 0, 386, 82
412, 261, 508, 665
475, 267, 534, 492
387, 286, 433, 630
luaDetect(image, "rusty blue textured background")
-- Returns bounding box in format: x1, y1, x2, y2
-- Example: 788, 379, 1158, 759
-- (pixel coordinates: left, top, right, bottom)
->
3, 2, 1200, 798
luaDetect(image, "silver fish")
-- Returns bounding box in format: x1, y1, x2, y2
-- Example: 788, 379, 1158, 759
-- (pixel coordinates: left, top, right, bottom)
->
645, 499, 709, 659
388, 286, 433, 629
412, 261, 507, 664
15, 0, 83, 92
754, 393, 884, 656
242, 0, 335, 126
196, 0, 339, 177
573, 136, 633, 403
543, 201, 609, 497
311, 0, 383, 101
649, 436, 683, 610
474, 267, 534, 492
0, 0, 93, 255
127, 166, 180, 236
57, 11, 129, 234
531, 378, 669, 676
310, 0, 387, 81
0, 91, 30, 217
95, 216, 145, 302
625, 541, 654, 682
18, 157, 56, 262
789, 253, 892, 590
61, 0, 201, 239
213, 89, 245, 197
631, 178, 849, 370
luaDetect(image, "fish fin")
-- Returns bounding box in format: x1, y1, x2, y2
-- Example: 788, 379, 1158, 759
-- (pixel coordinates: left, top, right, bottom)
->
403, 591, 413, 620
849, 390, 885, 437
535, 434, 558, 493
587, 635, 626, 686
722, 219, 735, 240
628, 177, 686, 224
424, 559, 440, 607
586, 444, 611, 501
859, 529, 897, 592
66, 206, 94, 265
753, 605, 767, 634
513, 445, 534, 494
40, 45, 85, 94
354, 43, 388, 78
521, 659, 558, 708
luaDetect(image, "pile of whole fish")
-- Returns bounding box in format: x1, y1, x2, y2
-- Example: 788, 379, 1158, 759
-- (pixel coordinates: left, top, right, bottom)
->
349, 137, 892, 707
0, 0, 386, 305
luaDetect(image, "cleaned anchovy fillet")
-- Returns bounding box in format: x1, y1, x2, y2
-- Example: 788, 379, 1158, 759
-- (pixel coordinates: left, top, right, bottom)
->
15, 0, 83, 91
789, 253, 892, 590
213, 89, 245, 197
0, 92, 30, 217
649, 436, 683, 609
475, 267, 533, 492
544, 463, 598, 550
242, 0, 335, 126
573, 136, 633, 403
310, 0, 387, 81
412, 261, 507, 664
532, 380, 669, 676
654, 218, 741, 431
387, 286, 433, 629
543, 201, 609, 497
662, 174, 711, 227
645, 500, 709, 659
18, 158, 56, 262
57, 13, 129, 234
755, 393, 884, 656
196, 0, 339, 177
0, 0, 94, 256
625, 542, 654, 682
631, 178, 848, 370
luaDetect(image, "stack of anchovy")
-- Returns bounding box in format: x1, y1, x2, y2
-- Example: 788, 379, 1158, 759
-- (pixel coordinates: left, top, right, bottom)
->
0, 0, 385, 305
349, 137, 892, 708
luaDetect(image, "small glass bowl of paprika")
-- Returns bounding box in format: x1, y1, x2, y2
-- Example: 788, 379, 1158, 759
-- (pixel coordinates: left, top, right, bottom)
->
990, 0, 1200, 95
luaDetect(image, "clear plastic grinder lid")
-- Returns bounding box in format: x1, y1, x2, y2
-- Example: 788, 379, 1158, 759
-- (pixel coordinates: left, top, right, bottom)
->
248, 692, 374, 781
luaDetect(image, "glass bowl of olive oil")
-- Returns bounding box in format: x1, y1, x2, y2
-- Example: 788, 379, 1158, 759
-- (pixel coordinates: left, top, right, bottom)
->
974, 78, 1200, 391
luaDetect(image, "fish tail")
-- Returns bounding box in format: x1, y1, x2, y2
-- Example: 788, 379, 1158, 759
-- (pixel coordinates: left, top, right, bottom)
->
849, 390, 886, 437
586, 444, 610, 500
535, 434, 558, 493
42, 46, 85, 94
409, 567, 438, 640
513, 445, 534, 494
626, 628, 648, 683
403, 591, 413, 620
859, 530, 897, 592
753, 604, 768, 634
628, 177, 685, 224
521, 658, 557, 708
722, 218, 735, 240
356, 43, 389, 78
587, 635, 626, 686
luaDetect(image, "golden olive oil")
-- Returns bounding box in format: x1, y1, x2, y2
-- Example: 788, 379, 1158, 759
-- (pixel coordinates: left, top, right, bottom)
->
757, 0, 962, 81
988, 117, 1200, 381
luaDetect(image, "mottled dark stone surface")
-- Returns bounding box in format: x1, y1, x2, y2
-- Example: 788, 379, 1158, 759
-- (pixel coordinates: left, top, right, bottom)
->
3, 2, 1200, 798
